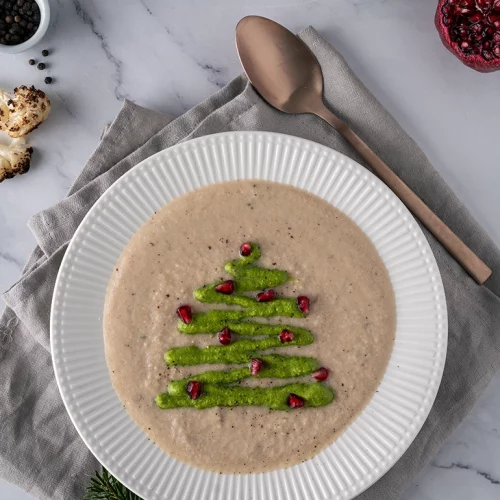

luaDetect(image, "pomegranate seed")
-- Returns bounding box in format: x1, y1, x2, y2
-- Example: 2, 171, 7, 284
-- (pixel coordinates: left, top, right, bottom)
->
490, 13, 500, 28
493, 44, 500, 55
477, 0, 493, 7
250, 358, 264, 376
312, 367, 330, 381
492, 31, 500, 43
483, 48, 495, 59
256, 289, 275, 302
288, 393, 305, 409
218, 327, 232, 345
279, 329, 294, 343
186, 381, 202, 400
297, 296, 310, 314
177, 305, 193, 324
240, 242, 252, 257
470, 22, 484, 34
442, 4, 452, 15
215, 280, 235, 295
469, 12, 482, 23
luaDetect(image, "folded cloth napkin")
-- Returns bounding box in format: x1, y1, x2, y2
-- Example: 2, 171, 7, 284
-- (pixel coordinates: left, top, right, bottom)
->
2, 27, 500, 500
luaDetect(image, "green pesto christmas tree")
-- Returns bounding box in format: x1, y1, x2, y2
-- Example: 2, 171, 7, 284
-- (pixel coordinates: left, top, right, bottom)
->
156, 242, 333, 410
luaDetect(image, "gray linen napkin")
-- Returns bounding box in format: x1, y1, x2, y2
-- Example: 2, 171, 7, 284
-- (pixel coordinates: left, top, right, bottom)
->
2, 27, 500, 500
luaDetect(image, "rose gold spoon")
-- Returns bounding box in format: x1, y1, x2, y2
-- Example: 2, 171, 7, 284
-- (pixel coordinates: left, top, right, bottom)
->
235, 15, 492, 284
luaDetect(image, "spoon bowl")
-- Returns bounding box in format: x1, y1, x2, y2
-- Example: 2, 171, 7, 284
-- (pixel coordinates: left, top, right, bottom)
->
235, 15, 491, 284
236, 16, 323, 115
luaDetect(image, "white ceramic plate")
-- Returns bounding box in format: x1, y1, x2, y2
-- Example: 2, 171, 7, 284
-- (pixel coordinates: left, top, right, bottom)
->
51, 131, 447, 500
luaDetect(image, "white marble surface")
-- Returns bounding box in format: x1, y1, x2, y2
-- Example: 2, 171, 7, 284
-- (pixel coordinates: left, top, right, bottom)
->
1, 0, 499, 498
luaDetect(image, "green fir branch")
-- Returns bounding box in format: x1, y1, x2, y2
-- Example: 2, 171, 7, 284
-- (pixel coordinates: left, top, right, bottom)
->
84, 468, 142, 500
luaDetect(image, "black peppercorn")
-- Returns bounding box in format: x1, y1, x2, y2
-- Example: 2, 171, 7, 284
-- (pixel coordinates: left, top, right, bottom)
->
44, 76, 52, 84
41, 48, 48, 56
37, 62, 45, 70
28, 58, 35, 65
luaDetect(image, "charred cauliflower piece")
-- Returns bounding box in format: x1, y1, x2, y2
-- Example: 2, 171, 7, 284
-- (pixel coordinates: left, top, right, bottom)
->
0, 138, 33, 182
0, 85, 51, 138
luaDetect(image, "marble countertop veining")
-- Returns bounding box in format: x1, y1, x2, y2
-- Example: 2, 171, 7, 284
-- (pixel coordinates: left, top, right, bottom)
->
1, 0, 500, 499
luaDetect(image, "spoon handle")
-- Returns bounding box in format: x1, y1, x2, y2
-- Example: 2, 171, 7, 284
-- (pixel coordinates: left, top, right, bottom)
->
313, 105, 492, 285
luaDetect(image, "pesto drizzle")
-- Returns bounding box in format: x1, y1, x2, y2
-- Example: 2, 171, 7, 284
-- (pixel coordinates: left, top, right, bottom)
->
156, 243, 334, 410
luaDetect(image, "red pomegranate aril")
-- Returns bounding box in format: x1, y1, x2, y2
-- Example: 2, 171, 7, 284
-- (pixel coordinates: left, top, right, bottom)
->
478, 0, 493, 8
494, 44, 500, 54
250, 358, 264, 376
218, 327, 232, 345
187, 381, 202, 400
177, 305, 193, 324
443, 4, 453, 15
459, 6, 474, 14
297, 295, 310, 314
240, 242, 252, 257
256, 289, 275, 302
470, 21, 484, 33
215, 280, 235, 295
490, 13, 500, 27
279, 329, 294, 343
288, 393, 305, 409
312, 367, 330, 381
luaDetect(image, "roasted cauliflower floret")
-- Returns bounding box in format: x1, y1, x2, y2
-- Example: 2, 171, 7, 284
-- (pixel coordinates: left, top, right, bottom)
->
0, 85, 51, 138
0, 138, 33, 182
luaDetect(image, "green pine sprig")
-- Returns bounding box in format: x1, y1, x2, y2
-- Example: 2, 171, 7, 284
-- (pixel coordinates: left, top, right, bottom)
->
84, 468, 142, 500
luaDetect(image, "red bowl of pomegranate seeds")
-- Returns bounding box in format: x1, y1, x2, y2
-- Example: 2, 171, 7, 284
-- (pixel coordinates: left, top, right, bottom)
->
0, 0, 50, 54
